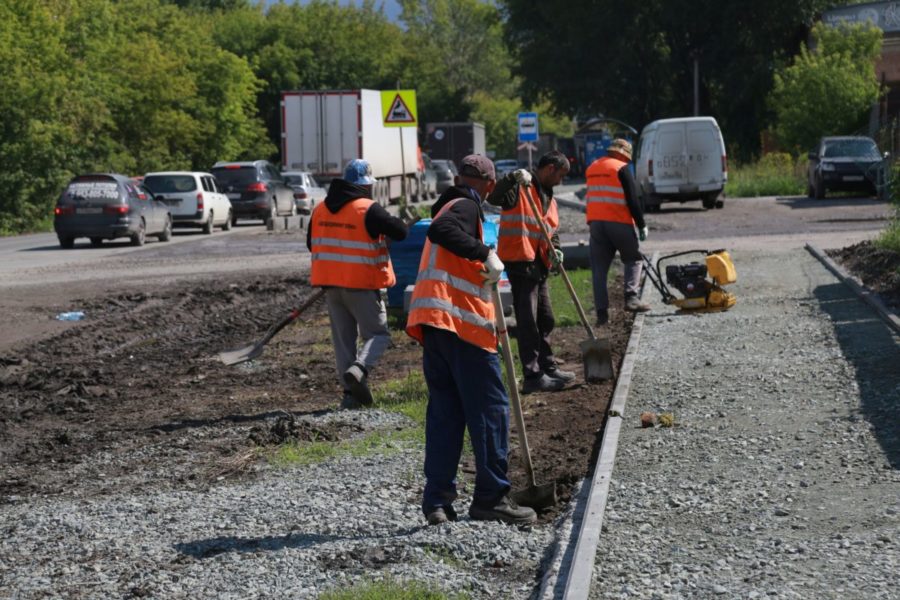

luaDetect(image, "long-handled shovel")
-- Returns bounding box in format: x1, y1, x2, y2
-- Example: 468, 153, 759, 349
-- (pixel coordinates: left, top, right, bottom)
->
492, 284, 557, 511
217, 288, 326, 366
523, 191, 613, 381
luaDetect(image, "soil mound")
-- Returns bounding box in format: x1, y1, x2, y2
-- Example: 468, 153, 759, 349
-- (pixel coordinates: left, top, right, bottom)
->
829, 241, 900, 309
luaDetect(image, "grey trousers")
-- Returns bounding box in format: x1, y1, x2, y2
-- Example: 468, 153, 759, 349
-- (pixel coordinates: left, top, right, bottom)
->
589, 220, 643, 313
324, 288, 391, 392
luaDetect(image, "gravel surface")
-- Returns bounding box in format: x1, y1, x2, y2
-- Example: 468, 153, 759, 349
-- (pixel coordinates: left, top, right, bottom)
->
1, 407, 554, 599
591, 249, 900, 599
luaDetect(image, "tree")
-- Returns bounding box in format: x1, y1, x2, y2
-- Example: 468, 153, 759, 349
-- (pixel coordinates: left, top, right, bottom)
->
501, 0, 837, 160
769, 22, 883, 154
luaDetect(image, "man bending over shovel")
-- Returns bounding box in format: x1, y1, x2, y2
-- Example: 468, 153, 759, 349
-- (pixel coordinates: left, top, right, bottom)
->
307, 159, 408, 409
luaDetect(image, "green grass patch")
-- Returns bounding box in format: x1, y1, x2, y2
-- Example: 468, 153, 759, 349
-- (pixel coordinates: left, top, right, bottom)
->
725, 152, 806, 198
269, 371, 429, 467
320, 578, 469, 600
875, 217, 900, 254
547, 267, 595, 327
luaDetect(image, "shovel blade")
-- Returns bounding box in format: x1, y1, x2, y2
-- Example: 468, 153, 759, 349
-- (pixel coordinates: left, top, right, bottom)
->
511, 482, 558, 511
217, 343, 263, 366
580, 337, 613, 381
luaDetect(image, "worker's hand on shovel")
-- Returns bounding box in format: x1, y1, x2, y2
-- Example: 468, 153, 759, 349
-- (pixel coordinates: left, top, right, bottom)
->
513, 169, 532, 186
481, 249, 505, 287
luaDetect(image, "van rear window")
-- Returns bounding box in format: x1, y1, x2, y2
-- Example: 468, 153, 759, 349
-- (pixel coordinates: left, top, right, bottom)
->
65, 181, 120, 203
144, 175, 197, 194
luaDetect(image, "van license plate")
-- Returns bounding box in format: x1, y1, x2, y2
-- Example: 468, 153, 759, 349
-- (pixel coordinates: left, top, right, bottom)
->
843, 176, 863, 182
76, 207, 102, 214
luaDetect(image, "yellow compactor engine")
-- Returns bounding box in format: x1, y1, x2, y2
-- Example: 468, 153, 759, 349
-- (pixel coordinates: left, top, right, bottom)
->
642, 249, 737, 312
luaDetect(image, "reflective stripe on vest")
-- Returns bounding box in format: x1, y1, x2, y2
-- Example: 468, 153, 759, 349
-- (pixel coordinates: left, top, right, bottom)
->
406, 198, 497, 352
497, 184, 559, 267
309, 198, 396, 289
585, 156, 634, 225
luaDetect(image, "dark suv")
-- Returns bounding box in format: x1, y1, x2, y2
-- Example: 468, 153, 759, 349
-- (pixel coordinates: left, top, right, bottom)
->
211, 160, 296, 225
54, 173, 172, 248
807, 136, 886, 199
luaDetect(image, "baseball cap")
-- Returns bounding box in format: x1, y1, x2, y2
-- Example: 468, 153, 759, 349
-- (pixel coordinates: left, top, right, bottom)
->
343, 159, 376, 185
607, 139, 633, 161
458, 154, 496, 181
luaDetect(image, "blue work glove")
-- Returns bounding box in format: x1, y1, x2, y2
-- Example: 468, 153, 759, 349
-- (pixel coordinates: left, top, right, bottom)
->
639, 226, 648, 242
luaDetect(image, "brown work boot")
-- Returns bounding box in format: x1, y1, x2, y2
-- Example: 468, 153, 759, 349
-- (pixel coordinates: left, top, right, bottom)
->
624, 296, 651, 313
425, 505, 458, 526
469, 495, 537, 525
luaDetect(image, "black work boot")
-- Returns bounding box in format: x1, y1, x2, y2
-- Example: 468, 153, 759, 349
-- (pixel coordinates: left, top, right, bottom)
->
469, 495, 537, 525
522, 373, 565, 394
343, 361, 373, 406
340, 392, 362, 410
545, 366, 576, 383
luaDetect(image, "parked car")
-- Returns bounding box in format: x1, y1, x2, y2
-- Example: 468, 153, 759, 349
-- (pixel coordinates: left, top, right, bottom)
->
142, 171, 233, 234
807, 136, 885, 199
281, 170, 327, 214
432, 159, 458, 194
210, 160, 296, 225
54, 173, 172, 248
635, 116, 728, 211
420, 152, 438, 200
494, 158, 519, 179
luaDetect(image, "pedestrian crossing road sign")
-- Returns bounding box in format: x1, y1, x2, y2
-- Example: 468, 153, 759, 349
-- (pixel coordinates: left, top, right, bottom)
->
382, 90, 418, 127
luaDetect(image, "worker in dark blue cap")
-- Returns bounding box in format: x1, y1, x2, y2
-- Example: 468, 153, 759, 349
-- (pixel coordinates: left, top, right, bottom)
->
307, 159, 409, 409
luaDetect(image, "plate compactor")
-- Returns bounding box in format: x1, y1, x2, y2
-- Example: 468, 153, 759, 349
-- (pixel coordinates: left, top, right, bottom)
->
641, 249, 737, 312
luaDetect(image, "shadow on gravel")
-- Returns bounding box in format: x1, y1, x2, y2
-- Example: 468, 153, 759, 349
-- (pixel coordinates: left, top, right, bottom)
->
814, 282, 900, 469
175, 528, 422, 560
776, 196, 886, 209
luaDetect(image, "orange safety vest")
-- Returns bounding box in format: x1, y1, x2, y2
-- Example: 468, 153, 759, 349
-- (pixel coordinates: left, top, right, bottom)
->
497, 184, 560, 268
309, 198, 396, 289
406, 199, 497, 352
585, 156, 634, 225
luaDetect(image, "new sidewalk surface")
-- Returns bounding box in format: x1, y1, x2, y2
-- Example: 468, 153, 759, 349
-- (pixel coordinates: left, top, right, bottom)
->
590, 248, 899, 599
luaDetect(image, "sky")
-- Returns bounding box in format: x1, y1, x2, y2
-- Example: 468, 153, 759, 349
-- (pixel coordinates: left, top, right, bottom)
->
264, 0, 403, 22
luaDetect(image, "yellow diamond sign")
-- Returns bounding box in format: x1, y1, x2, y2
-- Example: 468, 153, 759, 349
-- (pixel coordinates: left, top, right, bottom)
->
381, 90, 418, 127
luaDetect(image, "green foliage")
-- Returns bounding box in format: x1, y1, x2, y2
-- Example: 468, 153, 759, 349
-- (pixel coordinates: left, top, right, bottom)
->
0, 0, 269, 234
769, 22, 883, 154
502, 0, 836, 160
725, 152, 806, 197
320, 578, 469, 600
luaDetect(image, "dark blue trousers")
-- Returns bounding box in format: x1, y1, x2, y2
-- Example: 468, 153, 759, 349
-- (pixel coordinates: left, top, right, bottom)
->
421, 326, 511, 514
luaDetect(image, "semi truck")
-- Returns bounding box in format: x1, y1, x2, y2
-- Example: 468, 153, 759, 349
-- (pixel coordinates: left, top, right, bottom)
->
280, 89, 423, 206
424, 122, 486, 168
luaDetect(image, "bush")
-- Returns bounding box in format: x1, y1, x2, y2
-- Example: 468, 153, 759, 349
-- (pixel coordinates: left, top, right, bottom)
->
725, 152, 806, 198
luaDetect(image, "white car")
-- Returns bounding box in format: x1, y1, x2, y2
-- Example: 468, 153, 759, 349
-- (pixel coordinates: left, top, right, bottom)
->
282, 170, 327, 214
142, 171, 233, 233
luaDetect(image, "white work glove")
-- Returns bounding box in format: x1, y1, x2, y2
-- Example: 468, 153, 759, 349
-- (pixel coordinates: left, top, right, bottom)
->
639, 227, 648, 242
482, 249, 504, 286
554, 248, 564, 265
513, 169, 532, 186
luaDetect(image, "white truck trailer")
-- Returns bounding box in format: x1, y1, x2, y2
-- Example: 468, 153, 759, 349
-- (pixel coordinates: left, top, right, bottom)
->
281, 89, 423, 206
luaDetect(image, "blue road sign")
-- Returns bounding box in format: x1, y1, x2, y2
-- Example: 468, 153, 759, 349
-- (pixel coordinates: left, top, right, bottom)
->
518, 112, 539, 142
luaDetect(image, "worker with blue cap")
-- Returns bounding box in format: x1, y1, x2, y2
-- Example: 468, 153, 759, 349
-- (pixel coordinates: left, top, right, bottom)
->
307, 159, 409, 409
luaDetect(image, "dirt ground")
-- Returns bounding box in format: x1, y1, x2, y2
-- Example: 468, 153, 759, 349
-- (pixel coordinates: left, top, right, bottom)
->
829, 240, 900, 310
0, 268, 632, 523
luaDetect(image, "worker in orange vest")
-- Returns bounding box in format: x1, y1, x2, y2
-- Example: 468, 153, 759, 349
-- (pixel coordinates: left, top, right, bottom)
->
585, 139, 650, 325
407, 154, 537, 527
307, 159, 409, 409
488, 150, 575, 394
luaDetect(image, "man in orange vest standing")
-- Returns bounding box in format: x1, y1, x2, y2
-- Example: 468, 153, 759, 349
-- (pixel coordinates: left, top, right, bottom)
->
307, 159, 409, 409
407, 154, 537, 527
488, 150, 575, 394
585, 139, 650, 325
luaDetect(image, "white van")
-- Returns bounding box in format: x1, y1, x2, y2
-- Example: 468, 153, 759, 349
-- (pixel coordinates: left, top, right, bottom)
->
635, 117, 727, 211
142, 171, 233, 233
